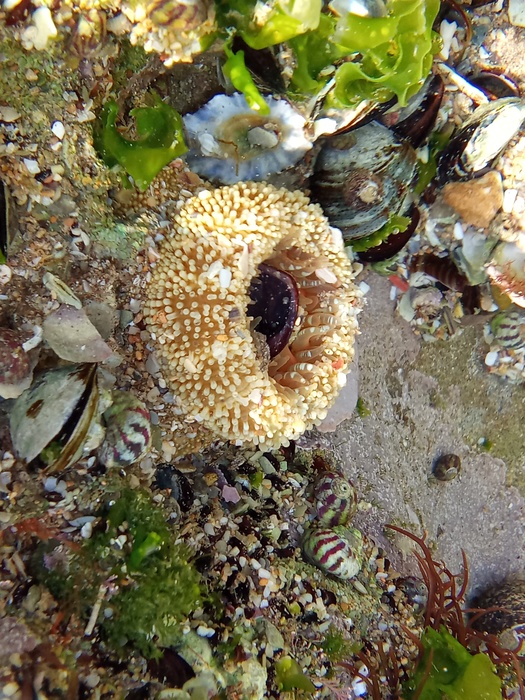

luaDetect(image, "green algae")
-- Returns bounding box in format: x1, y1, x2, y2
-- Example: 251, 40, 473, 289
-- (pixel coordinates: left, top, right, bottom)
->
275, 656, 316, 693
32, 486, 202, 659
405, 627, 501, 700
223, 43, 270, 114
94, 95, 187, 191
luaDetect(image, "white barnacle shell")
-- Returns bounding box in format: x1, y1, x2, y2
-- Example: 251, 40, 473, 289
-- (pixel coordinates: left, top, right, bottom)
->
183, 93, 313, 184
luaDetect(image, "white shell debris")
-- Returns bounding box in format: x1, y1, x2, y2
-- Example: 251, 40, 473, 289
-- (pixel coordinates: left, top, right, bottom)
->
43, 271, 82, 309
22, 159, 40, 175
22, 7, 58, 51
43, 305, 113, 363
509, 0, 525, 27
51, 121, 65, 140
485, 351, 499, 367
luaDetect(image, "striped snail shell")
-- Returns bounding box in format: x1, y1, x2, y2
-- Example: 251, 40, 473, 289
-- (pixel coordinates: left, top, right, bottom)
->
490, 309, 525, 351
315, 471, 358, 527
98, 391, 152, 468
302, 526, 362, 581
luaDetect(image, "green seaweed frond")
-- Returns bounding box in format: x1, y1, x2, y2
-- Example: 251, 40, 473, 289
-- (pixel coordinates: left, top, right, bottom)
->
93, 94, 187, 191
32, 487, 202, 659
405, 627, 501, 700
223, 42, 270, 114
274, 656, 316, 693
349, 214, 411, 254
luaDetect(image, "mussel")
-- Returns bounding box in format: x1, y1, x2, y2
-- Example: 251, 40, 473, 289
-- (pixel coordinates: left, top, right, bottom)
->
437, 98, 525, 184
9, 364, 110, 472
310, 121, 418, 241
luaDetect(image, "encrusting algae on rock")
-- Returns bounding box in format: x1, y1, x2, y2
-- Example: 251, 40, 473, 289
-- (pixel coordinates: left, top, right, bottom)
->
144, 181, 361, 453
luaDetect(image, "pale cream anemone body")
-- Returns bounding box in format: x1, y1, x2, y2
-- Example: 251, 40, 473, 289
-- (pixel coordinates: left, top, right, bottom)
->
144, 182, 361, 453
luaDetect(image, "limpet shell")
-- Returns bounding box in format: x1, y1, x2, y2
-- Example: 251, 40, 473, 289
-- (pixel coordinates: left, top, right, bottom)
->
98, 391, 152, 468
9, 364, 107, 471
302, 526, 362, 580
315, 471, 358, 526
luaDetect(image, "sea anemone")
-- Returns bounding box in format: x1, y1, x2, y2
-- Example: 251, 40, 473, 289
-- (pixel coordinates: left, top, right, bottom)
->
123, 0, 216, 67
183, 93, 313, 184
143, 182, 360, 452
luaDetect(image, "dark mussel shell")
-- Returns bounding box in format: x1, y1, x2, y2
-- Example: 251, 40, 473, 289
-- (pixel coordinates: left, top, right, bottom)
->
383, 75, 445, 149
247, 263, 299, 358
470, 72, 520, 101
310, 121, 418, 241
437, 97, 525, 185
357, 205, 420, 263
411, 253, 481, 312
154, 464, 195, 512
230, 36, 286, 95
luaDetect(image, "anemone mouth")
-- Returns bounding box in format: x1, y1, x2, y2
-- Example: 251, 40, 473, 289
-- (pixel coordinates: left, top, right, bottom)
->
247, 263, 299, 359
144, 182, 360, 451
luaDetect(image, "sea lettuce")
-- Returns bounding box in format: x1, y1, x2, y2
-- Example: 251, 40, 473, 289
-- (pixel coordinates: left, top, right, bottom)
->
289, 0, 440, 107
405, 627, 502, 700
94, 95, 187, 191
223, 43, 270, 114
215, 0, 322, 49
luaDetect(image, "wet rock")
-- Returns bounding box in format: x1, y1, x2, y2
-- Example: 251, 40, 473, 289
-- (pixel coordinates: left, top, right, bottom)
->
442, 170, 504, 229
0, 328, 33, 399
43, 305, 112, 362
0, 617, 39, 658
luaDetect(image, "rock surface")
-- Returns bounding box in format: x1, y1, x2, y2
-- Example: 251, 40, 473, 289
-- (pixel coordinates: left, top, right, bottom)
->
442, 170, 504, 228
328, 274, 525, 598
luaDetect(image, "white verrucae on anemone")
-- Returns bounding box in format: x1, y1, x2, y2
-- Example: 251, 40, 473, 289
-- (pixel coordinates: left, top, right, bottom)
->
143, 182, 361, 453
183, 93, 313, 184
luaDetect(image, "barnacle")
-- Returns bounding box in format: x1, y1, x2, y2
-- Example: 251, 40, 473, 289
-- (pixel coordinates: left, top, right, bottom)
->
122, 0, 217, 67
144, 182, 360, 452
